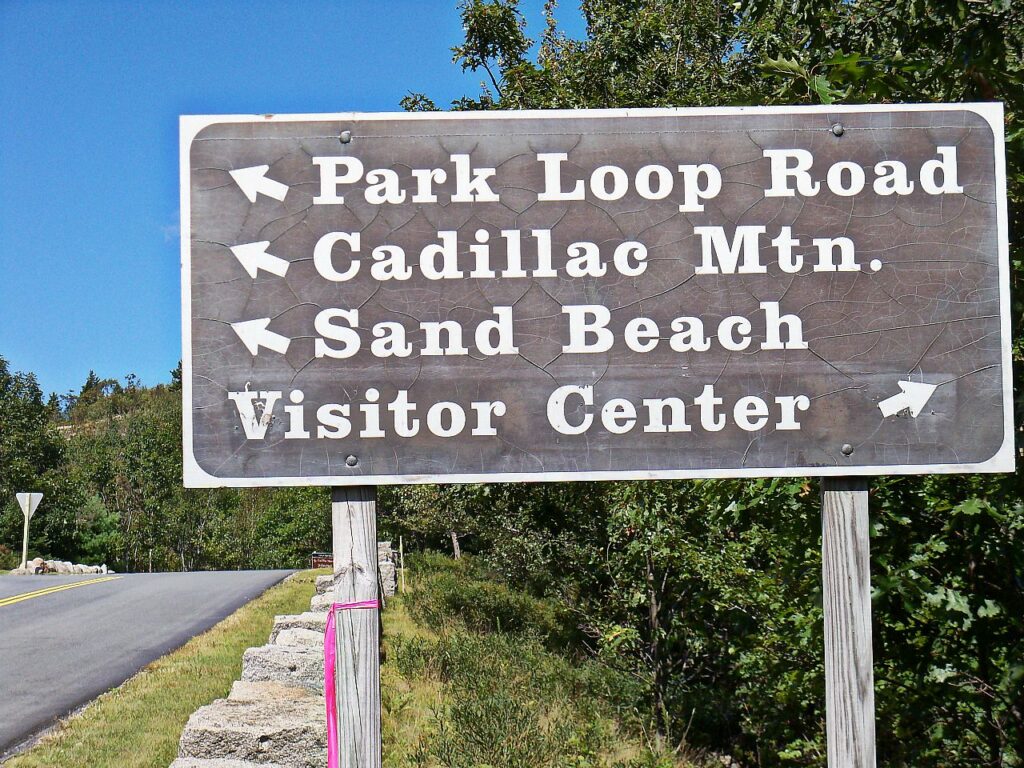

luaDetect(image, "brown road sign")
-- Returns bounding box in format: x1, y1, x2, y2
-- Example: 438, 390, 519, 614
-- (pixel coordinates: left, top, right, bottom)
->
180, 105, 1013, 487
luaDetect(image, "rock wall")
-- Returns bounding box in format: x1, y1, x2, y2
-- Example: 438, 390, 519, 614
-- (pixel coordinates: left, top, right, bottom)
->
378, 541, 397, 599
9, 557, 112, 576
170, 542, 395, 767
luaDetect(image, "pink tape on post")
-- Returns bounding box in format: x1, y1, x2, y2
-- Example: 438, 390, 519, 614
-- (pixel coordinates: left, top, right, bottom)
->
324, 600, 380, 768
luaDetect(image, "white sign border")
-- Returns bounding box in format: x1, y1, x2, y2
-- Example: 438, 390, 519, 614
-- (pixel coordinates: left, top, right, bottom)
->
180, 103, 1015, 488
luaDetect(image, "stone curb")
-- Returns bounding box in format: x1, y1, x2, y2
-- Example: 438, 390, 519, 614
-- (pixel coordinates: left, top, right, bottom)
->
172, 543, 396, 767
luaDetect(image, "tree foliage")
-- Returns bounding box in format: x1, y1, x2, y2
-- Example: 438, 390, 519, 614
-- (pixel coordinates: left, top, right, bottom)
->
0, 355, 82, 564
1, 361, 332, 573
392, 1, 1024, 765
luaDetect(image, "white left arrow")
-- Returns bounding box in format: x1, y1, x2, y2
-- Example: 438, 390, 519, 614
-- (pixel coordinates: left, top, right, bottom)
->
231, 318, 291, 356
878, 380, 938, 418
229, 165, 289, 203
230, 241, 290, 278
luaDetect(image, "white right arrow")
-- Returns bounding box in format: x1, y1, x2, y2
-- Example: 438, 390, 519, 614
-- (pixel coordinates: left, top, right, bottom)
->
231, 318, 291, 356
229, 241, 290, 278
229, 165, 289, 203
878, 381, 938, 418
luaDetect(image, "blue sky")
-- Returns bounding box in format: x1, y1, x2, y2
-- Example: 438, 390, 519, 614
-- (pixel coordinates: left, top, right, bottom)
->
0, 0, 585, 398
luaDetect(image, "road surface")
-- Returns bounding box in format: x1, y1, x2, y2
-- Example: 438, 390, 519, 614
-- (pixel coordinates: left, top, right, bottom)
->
0, 570, 293, 757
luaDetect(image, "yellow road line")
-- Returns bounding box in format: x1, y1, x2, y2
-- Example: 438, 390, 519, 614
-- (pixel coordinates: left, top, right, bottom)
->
0, 575, 121, 608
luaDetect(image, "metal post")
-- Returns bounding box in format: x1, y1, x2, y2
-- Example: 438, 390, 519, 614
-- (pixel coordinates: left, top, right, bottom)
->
331, 486, 381, 768
821, 477, 876, 768
21, 513, 31, 570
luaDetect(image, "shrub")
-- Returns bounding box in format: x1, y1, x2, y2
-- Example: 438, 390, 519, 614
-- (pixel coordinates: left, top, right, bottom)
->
390, 553, 681, 767
0, 543, 19, 571
406, 553, 578, 647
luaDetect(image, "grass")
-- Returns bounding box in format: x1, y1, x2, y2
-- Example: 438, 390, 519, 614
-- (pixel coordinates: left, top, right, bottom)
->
381, 594, 448, 762
381, 554, 696, 768
6, 559, 700, 768
5, 569, 323, 768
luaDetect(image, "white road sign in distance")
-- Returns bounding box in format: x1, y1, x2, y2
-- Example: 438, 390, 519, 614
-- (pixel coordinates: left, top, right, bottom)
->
16, 492, 43, 520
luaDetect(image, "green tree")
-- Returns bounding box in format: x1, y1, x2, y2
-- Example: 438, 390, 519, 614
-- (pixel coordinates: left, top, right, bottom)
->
64, 374, 333, 572
382, 484, 486, 559
0, 355, 82, 561
400, 2, 1024, 764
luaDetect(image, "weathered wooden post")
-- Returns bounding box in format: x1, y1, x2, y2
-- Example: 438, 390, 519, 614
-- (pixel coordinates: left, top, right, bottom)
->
821, 478, 875, 768
330, 486, 381, 768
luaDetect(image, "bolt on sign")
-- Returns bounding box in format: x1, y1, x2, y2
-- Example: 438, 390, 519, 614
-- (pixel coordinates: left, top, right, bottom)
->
180, 105, 1013, 487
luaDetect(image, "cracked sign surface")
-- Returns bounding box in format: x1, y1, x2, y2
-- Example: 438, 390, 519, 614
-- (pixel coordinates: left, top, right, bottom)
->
181, 106, 1013, 487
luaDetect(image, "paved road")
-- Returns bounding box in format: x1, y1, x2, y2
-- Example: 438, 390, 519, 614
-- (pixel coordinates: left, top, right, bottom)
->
0, 570, 293, 757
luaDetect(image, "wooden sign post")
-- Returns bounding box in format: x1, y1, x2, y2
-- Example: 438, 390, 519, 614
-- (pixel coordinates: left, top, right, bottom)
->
822, 478, 875, 768
330, 486, 381, 768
